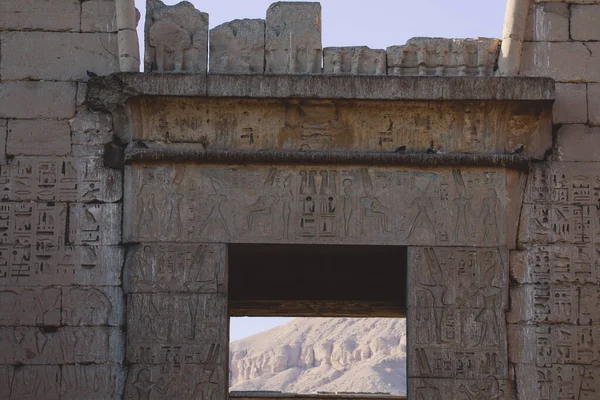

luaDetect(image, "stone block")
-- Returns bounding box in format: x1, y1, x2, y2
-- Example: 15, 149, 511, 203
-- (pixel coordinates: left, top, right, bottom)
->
0, 156, 122, 202
127, 294, 227, 364
209, 19, 265, 74
0, 327, 124, 364
124, 243, 226, 294
70, 109, 114, 145
145, 0, 208, 73
510, 244, 600, 285
589, 83, 600, 126
571, 5, 600, 40
532, 2, 570, 42
82, 0, 117, 33
387, 38, 500, 77
553, 83, 587, 124
0, 0, 80, 31
8, 366, 60, 400
118, 28, 141, 72
0, 288, 61, 326
324, 47, 386, 75
60, 365, 125, 399
0, 32, 119, 81
76, 83, 88, 108
125, 363, 225, 400
0, 82, 76, 119
265, 2, 322, 74
556, 124, 600, 161
409, 378, 509, 399
62, 286, 124, 326
124, 165, 507, 247
69, 203, 122, 246
520, 42, 600, 82
7, 120, 71, 157
0, 245, 124, 287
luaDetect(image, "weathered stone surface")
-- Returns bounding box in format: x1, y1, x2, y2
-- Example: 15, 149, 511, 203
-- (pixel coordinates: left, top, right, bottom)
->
82, 0, 117, 33
0, 81, 76, 119
520, 42, 600, 82
7, 120, 71, 156
60, 365, 125, 399
62, 286, 124, 326
125, 165, 507, 246
7, 366, 60, 400
0, 120, 7, 165
0, 287, 61, 326
553, 83, 588, 124
130, 97, 551, 157
408, 247, 508, 380
210, 19, 265, 74
531, 2, 570, 42
514, 363, 600, 400
0, 32, 119, 81
0, 327, 123, 364
70, 109, 114, 145
76, 83, 88, 108
409, 378, 509, 399
124, 243, 226, 294
556, 125, 600, 161
589, 83, 600, 126
511, 245, 599, 284
571, 5, 600, 40
145, 0, 208, 73
265, 2, 322, 74
127, 293, 227, 363
509, 325, 600, 365
70, 203, 122, 246
387, 38, 500, 77
0, 0, 80, 31
125, 363, 225, 400
0, 157, 122, 202
324, 47, 386, 75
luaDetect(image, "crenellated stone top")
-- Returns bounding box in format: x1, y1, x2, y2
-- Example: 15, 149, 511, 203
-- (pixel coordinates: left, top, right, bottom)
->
145, 0, 501, 76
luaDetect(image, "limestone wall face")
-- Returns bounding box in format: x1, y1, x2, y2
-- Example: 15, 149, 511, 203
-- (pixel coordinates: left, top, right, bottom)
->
0, 0, 137, 398
510, 1, 600, 399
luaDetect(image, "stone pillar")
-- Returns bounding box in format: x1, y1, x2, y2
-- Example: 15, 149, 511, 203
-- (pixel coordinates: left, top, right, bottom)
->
123, 243, 228, 398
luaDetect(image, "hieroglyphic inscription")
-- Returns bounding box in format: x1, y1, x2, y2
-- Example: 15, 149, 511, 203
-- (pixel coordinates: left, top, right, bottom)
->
7, 366, 60, 400
125, 165, 506, 246
62, 286, 124, 326
125, 244, 226, 294
0, 327, 123, 364
521, 162, 600, 244
60, 365, 125, 399
0, 157, 121, 202
408, 247, 508, 382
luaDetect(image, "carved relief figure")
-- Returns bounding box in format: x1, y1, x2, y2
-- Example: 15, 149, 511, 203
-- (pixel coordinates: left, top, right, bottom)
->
342, 178, 354, 237
469, 251, 502, 347
405, 173, 438, 240
137, 184, 156, 238
359, 169, 390, 234
456, 376, 504, 400
415, 381, 443, 400
281, 174, 294, 239
480, 188, 500, 244
133, 368, 172, 400
247, 168, 278, 234
453, 169, 473, 243
199, 179, 232, 238
419, 248, 448, 344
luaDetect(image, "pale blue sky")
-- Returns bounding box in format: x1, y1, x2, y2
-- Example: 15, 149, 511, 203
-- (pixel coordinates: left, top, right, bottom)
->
134, 0, 508, 341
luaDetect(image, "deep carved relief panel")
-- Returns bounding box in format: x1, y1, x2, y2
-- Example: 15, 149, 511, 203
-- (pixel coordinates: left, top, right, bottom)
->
124, 165, 507, 246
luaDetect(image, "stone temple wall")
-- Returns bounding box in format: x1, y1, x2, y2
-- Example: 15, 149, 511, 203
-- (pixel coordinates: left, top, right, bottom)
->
0, 0, 599, 399
0, 0, 138, 398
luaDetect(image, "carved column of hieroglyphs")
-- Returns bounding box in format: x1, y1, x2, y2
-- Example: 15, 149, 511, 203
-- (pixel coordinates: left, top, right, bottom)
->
510, 162, 600, 399
265, 2, 322, 74
123, 243, 228, 399
0, 153, 126, 398
408, 247, 509, 398
124, 164, 507, 247
145, 0, 208, 73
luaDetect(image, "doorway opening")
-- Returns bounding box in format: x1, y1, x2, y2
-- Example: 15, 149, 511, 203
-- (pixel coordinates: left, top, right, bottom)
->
228, 244, 408, 398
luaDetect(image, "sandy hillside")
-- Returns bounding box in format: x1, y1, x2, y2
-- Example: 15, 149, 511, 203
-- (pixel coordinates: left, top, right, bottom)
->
229, 318, 407, 395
